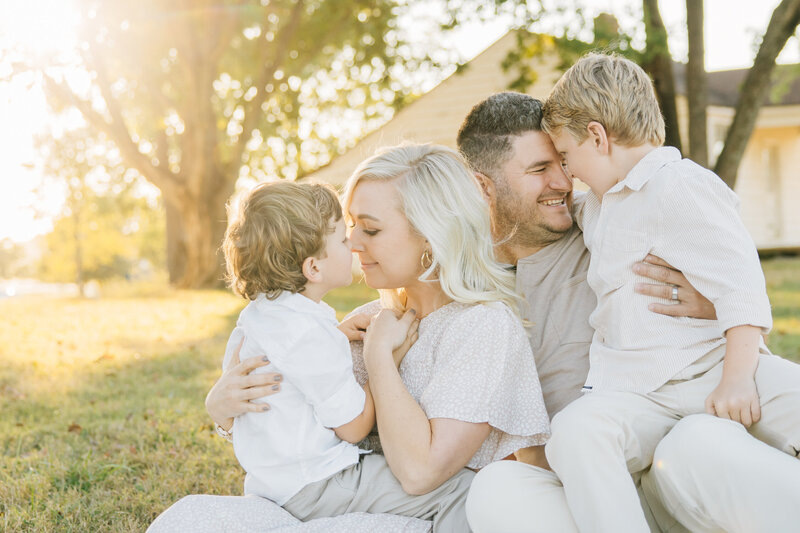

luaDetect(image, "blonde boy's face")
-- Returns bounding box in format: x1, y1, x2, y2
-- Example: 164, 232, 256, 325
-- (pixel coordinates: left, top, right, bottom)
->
549, 128, 611, 196
315, 217, 355, 290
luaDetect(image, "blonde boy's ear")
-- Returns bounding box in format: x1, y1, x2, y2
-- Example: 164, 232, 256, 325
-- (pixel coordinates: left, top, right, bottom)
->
587, 121, 610, 155
302, 256, 322, 284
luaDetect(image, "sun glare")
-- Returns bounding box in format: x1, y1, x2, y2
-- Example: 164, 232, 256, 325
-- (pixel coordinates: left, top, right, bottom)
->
1, 0, 81, 61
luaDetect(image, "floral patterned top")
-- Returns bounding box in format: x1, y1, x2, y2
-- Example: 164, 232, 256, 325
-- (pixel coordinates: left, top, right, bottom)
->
347, 300, 550, 469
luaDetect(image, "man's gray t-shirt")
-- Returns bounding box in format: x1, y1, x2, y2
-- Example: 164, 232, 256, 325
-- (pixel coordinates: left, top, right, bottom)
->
516, 224, 595, 418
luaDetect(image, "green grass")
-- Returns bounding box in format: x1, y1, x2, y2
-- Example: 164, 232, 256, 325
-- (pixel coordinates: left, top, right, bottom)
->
0, 261, 797, 531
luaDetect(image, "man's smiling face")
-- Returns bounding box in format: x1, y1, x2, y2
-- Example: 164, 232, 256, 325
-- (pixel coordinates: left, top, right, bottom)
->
492, 130, 574, 254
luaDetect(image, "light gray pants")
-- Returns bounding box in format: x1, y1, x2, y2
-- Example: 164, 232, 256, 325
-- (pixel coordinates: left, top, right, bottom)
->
545, 348, 800, 533
283, 453, 474, 533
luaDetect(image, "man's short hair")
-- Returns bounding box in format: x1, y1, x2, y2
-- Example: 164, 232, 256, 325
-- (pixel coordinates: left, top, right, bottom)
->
542, 53, 665, 147
456, 92, 545, 178
223, 181, 342, 300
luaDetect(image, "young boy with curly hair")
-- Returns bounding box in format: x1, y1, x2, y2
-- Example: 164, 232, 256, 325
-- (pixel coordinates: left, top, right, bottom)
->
220, 181, 471, 532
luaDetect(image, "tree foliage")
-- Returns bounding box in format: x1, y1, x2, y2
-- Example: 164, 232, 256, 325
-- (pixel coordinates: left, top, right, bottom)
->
28, 0, 461, 288
502, 0, 800, 189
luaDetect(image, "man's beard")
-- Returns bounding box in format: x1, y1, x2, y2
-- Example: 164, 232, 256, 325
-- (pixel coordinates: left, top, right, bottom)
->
493, 185, 572, 250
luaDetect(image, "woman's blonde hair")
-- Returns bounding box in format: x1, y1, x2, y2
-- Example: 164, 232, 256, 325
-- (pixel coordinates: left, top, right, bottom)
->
342, 143, 521, 315
223, 181, 342, 300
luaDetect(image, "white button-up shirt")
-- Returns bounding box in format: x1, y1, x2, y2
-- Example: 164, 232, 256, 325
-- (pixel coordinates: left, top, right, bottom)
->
578, 147, 772, 394
223, 292, 367, 504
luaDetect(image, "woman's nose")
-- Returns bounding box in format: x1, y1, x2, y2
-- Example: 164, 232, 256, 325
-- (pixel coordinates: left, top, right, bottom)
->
349, 233, 364, 252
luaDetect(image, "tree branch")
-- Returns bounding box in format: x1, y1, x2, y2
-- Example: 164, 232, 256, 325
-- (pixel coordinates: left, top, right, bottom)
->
714, 0, 800, 187
42, 75, 183, 202
231, 0, 306, 175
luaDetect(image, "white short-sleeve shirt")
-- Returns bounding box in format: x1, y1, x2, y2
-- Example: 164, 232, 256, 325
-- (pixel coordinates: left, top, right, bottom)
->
224, 292, 367, 505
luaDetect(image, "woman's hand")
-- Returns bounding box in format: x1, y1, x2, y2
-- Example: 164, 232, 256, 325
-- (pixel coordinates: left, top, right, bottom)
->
633, 254, 717, 320
337, 312, 373, 341
364, 309, 419, 367
391, 317, 420, 368
205, 338, 283, 431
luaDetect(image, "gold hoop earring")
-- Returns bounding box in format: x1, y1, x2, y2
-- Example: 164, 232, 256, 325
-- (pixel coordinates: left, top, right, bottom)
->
420, 249, 433, 270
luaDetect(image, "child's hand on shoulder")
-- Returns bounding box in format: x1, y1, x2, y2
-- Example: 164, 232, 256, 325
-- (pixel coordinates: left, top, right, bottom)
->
705, 375, 761, 427
338, 313, 373, 341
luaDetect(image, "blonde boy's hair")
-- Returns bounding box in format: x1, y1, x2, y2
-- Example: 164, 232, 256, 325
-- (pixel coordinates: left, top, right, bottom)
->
341, 143, 522, 316
542, 53, 665, 147
223, 181, 342, 300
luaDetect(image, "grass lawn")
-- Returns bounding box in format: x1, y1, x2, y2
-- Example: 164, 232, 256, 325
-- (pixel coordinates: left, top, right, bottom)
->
1, 259, 798, 532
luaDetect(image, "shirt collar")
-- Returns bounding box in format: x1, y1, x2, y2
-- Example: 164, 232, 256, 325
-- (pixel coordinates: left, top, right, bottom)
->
256, 291, 338, 324
608, 146, 681, 194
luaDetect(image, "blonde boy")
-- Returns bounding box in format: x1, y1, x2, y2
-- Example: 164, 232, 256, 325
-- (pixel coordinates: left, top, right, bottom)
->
221, 181, 471, 532
541, 53, 800, 533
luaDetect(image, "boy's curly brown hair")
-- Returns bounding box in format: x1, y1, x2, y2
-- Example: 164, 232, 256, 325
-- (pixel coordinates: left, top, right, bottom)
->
223, 181, 342, 300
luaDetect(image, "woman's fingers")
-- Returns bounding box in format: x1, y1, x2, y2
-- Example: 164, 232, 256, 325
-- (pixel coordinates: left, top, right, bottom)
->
238, 383, 282, 402
241, 371, 282, 389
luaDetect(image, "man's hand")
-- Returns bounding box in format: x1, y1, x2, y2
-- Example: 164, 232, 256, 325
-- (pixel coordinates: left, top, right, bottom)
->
633, 254, 717, 320
206, 338, 283, 431
337, 312, 373, 341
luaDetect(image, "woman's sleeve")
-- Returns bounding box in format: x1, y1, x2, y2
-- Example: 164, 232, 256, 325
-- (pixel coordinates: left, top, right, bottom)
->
419, 305, 550, 440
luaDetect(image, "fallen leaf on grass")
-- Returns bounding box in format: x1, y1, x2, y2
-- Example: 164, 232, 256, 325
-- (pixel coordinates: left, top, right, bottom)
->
67, 423, 82, 433
94, 353, 115, 363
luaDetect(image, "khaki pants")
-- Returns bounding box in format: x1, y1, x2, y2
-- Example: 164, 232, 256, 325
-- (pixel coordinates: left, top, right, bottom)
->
283, 453, 474, 533
545, 347, 800, 533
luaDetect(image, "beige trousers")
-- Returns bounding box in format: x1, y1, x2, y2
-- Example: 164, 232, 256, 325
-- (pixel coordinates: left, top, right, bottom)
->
544, 348, 800, 533
283, 453, 475, 533
465, 459, 683, 533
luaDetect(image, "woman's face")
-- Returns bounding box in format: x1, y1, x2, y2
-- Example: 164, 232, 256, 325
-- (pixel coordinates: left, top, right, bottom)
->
348, 180, 428, 290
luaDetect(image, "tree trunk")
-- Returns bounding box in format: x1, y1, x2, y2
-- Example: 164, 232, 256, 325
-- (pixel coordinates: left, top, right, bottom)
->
166, 174, 233, 289
74, 211, 85, 298
165, 200, 187, 285
686, 0, 708, 167
642, 0, 682, 152
714, 0, 800, 188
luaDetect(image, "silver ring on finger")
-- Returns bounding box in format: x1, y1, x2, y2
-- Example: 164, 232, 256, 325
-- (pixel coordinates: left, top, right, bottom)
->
671, 285, 679, 302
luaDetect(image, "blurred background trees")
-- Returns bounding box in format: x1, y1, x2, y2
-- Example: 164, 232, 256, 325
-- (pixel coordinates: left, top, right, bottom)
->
6, 0, 799, 289
35, 129, 164, 294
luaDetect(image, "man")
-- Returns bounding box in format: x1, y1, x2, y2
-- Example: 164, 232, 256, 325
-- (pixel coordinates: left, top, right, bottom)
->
457, 92, 800, 533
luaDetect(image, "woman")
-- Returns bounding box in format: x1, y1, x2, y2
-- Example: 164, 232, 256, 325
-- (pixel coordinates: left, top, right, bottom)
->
152, 143, 550, 532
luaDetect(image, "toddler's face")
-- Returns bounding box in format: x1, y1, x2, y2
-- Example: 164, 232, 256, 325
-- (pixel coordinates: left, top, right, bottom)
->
317, 217, 355, 290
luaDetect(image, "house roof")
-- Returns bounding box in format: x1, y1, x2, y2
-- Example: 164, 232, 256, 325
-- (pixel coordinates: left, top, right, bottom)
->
305, 30, 800, 186
673, 62, 800, 107
303, 31, 562, 186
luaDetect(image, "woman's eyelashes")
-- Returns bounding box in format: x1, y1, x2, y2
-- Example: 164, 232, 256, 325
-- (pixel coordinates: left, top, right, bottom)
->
349, 223, 379, 237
